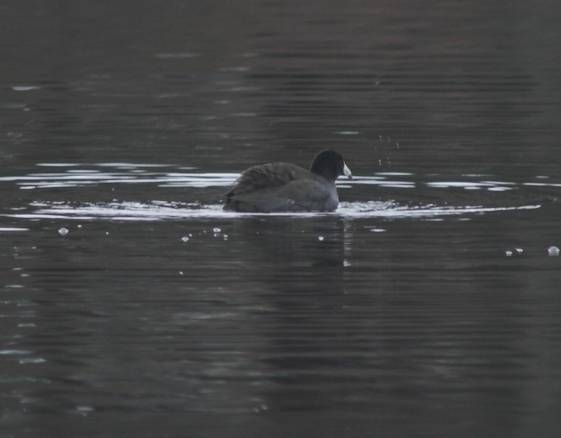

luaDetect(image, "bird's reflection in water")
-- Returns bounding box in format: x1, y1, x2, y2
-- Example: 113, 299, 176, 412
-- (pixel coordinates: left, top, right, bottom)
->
229, 217, 356, 411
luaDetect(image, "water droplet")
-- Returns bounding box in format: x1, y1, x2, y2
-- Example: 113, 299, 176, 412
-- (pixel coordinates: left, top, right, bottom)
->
318, 235, 325, 241
58, 227, 69, 236
253, 403, 269, 413
75, 405, 94, 416
505, 250, 513, 257
179, 271, 184, 276
515, 248, 524, 254
180, 236, 190, 242
105, 231, 110, 236
547, 246, 560, 256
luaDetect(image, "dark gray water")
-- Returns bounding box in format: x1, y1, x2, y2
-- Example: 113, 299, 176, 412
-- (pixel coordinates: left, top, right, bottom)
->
2, 1, 561, 437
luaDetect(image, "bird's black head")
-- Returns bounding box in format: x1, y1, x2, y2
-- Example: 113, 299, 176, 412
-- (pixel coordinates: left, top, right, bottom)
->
309, 150, 352, 182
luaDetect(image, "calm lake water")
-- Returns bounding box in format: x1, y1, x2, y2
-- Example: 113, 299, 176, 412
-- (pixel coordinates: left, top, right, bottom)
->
2, 1, 561, 437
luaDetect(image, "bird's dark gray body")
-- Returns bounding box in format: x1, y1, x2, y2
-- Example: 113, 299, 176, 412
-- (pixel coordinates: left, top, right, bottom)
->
224, 162, 339, 212
223, 150, 351, 213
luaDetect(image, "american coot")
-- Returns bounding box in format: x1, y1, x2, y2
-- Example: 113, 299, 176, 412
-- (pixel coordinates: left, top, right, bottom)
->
223, 150, 352, 212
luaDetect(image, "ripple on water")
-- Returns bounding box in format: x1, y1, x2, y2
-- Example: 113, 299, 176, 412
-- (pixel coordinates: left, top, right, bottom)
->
0, 165, 552, 223
2, 164, 561, 193
3, 200, 541, 222
12, 85, 40, 92
0, 349, 32, 356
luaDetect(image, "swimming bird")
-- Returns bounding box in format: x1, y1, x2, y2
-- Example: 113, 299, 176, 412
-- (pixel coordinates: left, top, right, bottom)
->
223, 150, 352, 212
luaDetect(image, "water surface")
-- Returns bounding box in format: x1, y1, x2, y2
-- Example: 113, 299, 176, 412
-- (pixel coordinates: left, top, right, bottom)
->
2, 1, 561, 437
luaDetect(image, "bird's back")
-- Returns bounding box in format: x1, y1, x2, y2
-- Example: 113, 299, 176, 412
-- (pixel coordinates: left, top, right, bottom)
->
224, 162, 335, 212
225, 162, 309, 198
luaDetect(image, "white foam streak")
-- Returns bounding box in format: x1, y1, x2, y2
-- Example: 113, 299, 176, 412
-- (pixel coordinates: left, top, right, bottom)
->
5, 201, 541, 222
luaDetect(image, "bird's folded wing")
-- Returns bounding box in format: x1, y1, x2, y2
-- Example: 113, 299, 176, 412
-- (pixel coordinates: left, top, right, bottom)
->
226, 162, 304, 197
